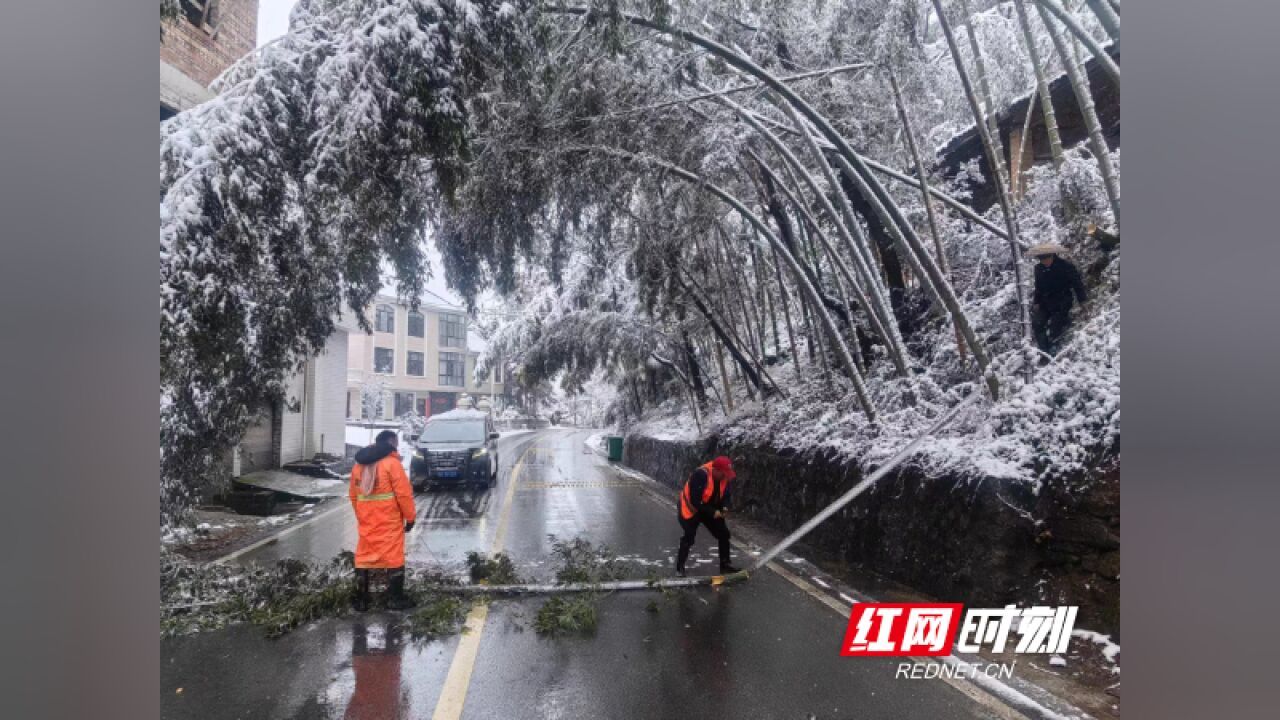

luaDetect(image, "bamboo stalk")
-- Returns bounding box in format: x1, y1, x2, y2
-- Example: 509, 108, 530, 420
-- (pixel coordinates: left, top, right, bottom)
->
933, 0, 1033, 367
1083, 0, 1120, 42
771, 243, 802, 378
1038, 1, 1122, 230
958, 0, 1002, 153
1033, 0, 1120, 87
791, 105, 1002, 397
750, 147, 898, 371
887, 68, 967, 363
1014, 0, 1065, 168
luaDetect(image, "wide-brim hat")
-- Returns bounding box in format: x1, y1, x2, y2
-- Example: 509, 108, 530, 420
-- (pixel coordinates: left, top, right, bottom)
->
1027, 242, 1069, 258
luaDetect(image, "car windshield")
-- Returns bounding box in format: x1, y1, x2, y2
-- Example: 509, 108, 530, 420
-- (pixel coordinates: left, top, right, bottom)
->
419, 420, 485, 444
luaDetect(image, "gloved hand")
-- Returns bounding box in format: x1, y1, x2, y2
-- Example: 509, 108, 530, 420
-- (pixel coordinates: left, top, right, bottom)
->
404, 521, 416, 533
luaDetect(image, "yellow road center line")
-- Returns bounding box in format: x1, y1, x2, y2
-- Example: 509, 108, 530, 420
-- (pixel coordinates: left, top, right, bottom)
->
430, 603, 489, 720
430, 441, 536, 720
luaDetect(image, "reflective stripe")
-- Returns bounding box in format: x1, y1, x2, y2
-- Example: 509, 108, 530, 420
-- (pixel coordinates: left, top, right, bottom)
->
356, 492, 396, 502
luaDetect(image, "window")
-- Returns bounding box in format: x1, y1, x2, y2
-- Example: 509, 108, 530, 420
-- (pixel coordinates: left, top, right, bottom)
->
407, 351, 424, 377
394, 392, 415, 417
416, 398, 428, 416
439, 352, 465, 387
181, 0, 218, 32
407, 311, 425, 338
375, 304, 395, 333
374, 347, 393, 374
440, 313, 467, 348
493, 363, 503, 383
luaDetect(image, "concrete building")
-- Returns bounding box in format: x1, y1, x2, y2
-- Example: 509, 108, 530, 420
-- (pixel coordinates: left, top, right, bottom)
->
234, 314, 360, 475
161, 0, 259, 120
346, 296, 507, 421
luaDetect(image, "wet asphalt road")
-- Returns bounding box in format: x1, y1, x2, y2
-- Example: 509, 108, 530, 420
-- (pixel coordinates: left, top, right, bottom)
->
162, 429, 1012, 719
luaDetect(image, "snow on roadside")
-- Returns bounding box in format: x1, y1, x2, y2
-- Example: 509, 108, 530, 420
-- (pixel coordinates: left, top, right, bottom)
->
583, 432, 606, 455
1071, 629, 1121, 669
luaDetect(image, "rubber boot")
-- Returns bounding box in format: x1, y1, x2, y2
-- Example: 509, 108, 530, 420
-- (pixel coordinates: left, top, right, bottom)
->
676, 539, 692, 577
385, 568, 417, 610
351, 569, 371, 612
718, 538, 739, 574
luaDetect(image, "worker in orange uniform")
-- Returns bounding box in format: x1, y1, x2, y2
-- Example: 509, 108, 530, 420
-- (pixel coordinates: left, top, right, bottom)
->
349, 430, 417, 611
676, 455, 741, 577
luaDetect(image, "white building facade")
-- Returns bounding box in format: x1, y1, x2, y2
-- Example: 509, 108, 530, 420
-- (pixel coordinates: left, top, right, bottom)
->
346, 296, 506, 421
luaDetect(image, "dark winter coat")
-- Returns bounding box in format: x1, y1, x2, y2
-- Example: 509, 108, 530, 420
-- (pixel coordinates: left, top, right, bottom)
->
1033, 257, 1088, 313
354, 442, 396, 466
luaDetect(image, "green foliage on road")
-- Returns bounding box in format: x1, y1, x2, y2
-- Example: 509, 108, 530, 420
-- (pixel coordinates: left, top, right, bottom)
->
161, 551, 357, 638
533, 595, 600, 635
466, 551, 523, 585
550, 537, 628, 585
405, 595, 472, 640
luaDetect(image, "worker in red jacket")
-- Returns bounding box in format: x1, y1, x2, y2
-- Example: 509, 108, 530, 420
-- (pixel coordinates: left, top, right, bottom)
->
676, 456, 741, 576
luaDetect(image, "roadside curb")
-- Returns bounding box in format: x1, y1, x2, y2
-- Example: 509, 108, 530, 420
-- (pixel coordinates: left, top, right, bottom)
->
210, 499, 349, 565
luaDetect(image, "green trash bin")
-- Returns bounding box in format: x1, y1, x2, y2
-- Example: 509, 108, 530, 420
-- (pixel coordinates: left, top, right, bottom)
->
606, 435, 624, 462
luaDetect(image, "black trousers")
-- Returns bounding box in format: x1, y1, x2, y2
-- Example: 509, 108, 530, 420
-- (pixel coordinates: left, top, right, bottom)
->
1032, 305, 1072, 355
677, 513, 731, 570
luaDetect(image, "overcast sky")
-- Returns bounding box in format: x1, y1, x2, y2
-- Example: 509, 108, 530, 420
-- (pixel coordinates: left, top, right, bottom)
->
257, 0, 297, 47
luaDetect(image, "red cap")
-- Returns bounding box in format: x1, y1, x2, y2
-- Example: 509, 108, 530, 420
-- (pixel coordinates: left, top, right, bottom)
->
711, 455, 736, 479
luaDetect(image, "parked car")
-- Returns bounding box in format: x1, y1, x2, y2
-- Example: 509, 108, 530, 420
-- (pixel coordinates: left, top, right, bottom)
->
410, 411, 499, 491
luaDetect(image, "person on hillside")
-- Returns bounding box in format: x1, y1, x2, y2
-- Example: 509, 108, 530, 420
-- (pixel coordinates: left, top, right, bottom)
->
1030, 246, 1088, 359
349, 430, 417, 610
676, 455, 741, 577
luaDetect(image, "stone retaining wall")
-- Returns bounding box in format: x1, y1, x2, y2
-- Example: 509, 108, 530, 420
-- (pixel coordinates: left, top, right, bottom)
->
624, 434, 1119, 635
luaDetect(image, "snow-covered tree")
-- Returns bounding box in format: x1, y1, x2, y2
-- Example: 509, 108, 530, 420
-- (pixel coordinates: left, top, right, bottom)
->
360, 375, 390, 422
161, 0, 1121, 521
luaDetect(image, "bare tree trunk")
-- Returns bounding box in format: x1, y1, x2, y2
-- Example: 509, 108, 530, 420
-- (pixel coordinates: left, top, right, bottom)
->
1038, 2, 1122, 230
681, 329, 708, 412
713, 226, 779, 390
677, 273, 770, 396
701, 242, 763, 395
934, 0, 1033, 376
1014, 0, 1065, 169
735, 96, 906, 369
751, 148, 898, 369
887, 69, 968, 363
753, 244, 780, 355
714, 341, 734, 412
771, 243, 802, 378
1033, 0, 1120, 86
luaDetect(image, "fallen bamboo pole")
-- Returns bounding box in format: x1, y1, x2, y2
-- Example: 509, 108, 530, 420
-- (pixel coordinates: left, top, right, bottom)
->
412, 391, 980, 595
749, 391, 982, 571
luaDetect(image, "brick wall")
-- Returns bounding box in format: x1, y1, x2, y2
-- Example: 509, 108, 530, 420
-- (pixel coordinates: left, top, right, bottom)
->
160, 0, 259, 88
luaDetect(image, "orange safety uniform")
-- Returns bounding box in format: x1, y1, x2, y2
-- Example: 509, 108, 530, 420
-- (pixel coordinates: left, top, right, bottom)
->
348, 452, 416, 569
679, 461, 731, 520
